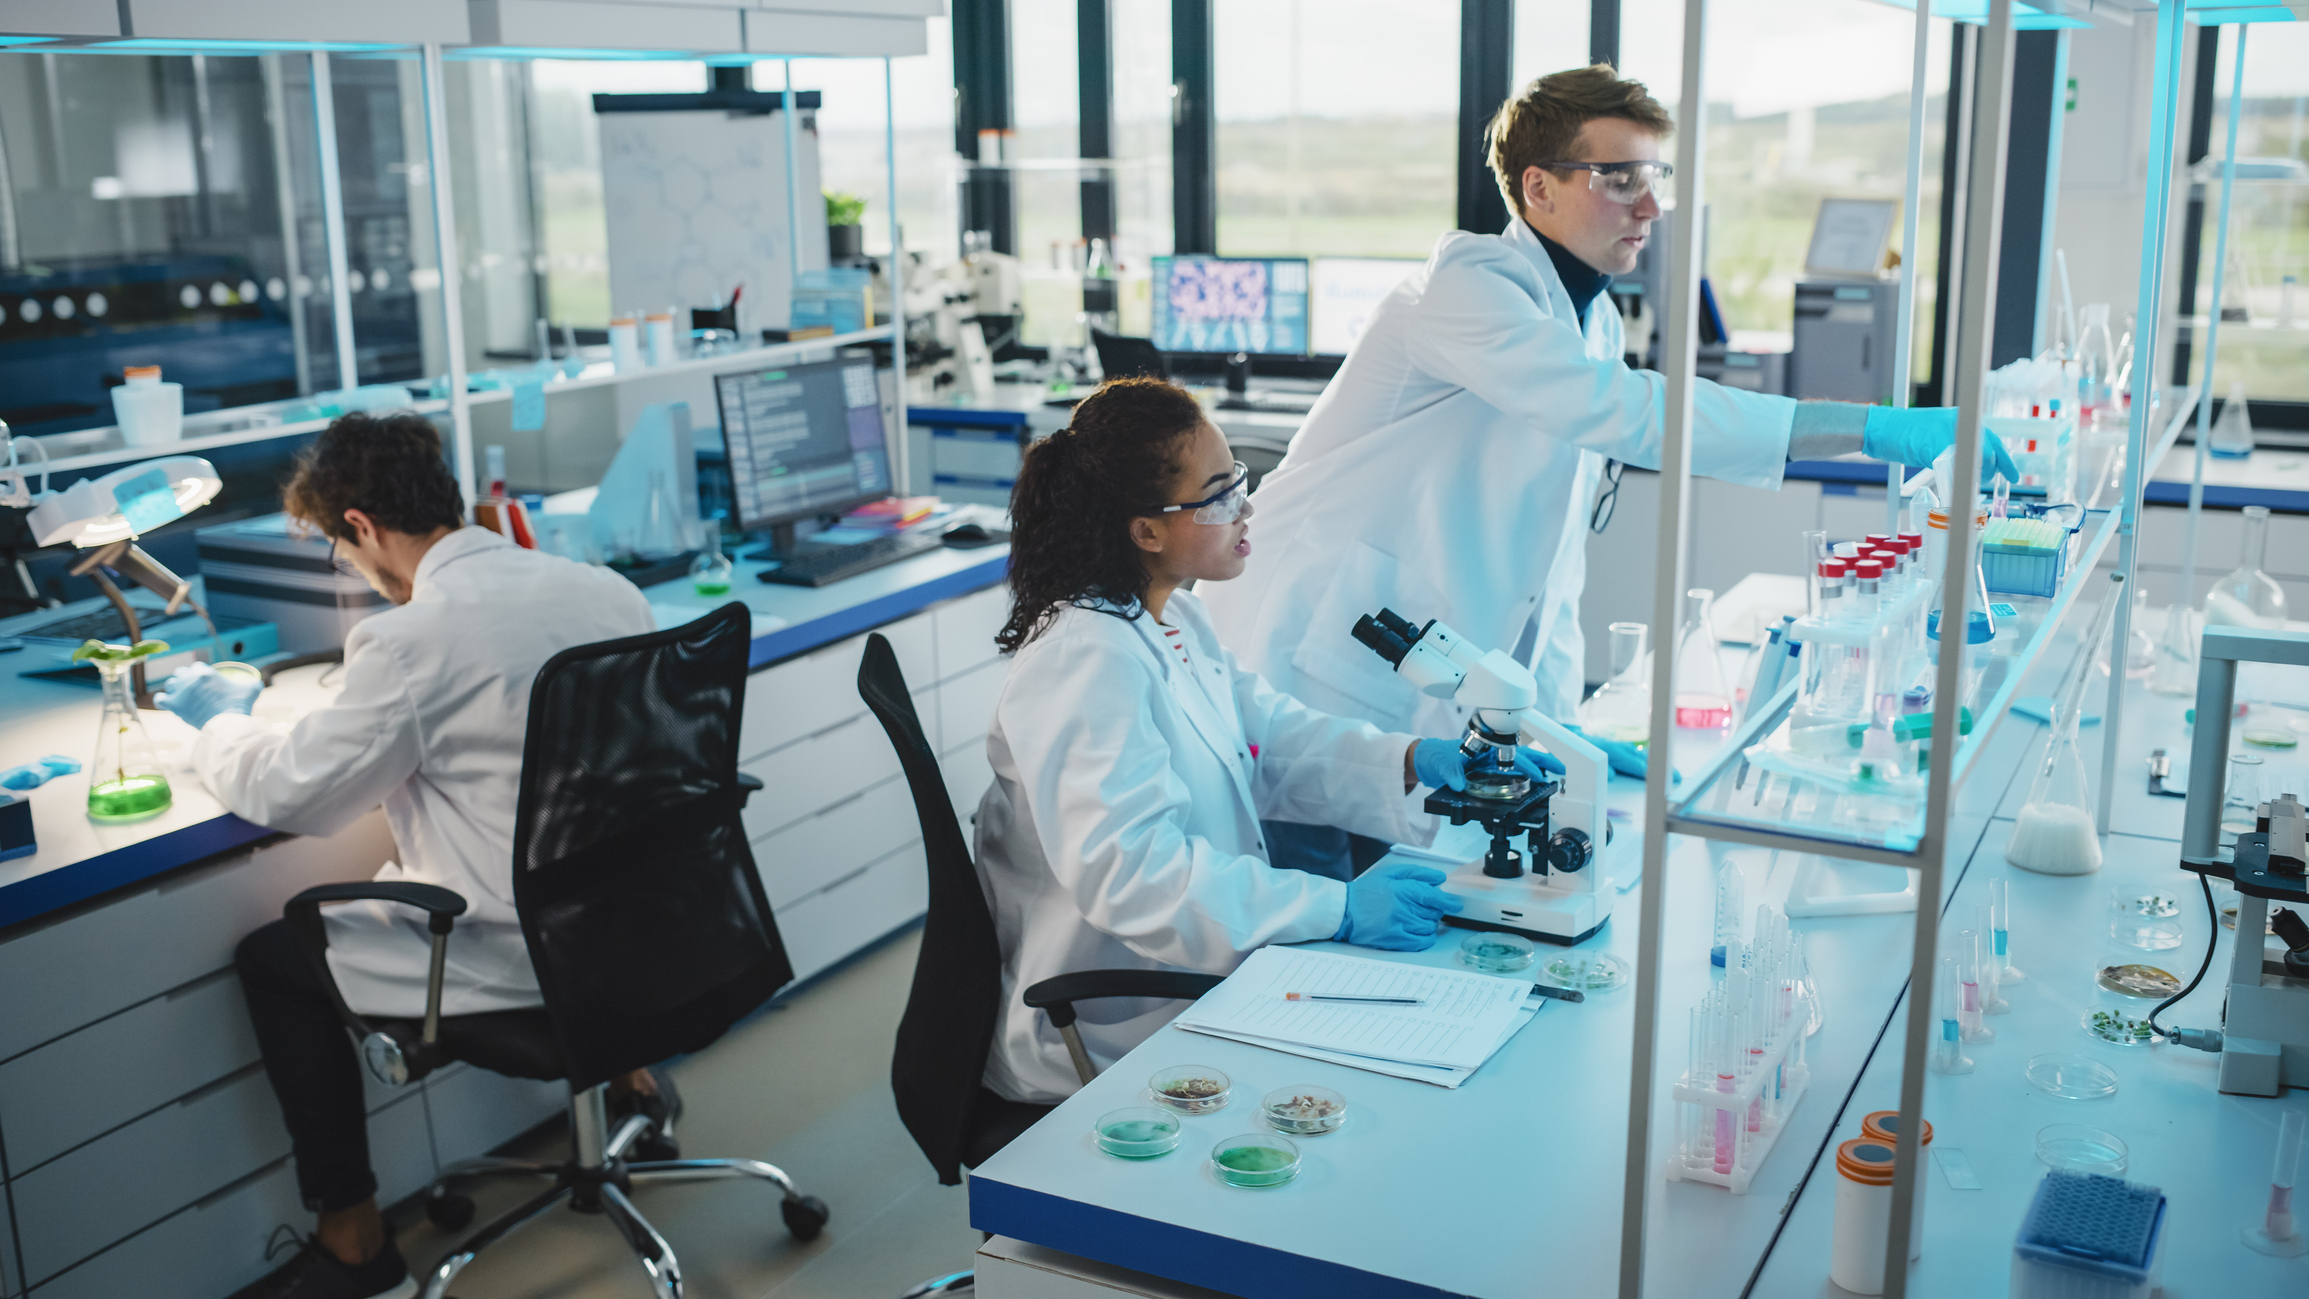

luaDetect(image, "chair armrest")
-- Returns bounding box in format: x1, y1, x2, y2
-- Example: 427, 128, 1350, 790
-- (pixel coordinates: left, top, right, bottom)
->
286, 881, 467, 935
1022, 970, 1225, 1030
737, 772, 763, 806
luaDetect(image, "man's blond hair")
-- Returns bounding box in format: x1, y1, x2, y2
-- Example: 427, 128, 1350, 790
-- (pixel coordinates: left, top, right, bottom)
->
1487, 63, 1675, 217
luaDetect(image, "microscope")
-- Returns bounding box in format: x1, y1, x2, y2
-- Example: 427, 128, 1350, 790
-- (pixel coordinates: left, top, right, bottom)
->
1353, 608, 1622, 945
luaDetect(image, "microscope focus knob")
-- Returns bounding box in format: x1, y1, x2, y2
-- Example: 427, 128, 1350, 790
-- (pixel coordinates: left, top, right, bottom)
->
1548, 828, 1592, 874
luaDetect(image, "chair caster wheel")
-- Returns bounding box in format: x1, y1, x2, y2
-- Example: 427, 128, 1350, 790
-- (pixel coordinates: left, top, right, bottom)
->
781, 1194, 830, 1241
427, 1192, 477, 1230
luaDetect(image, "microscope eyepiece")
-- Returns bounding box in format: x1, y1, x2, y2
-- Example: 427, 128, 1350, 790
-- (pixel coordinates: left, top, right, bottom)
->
1352, 613, 1412, 666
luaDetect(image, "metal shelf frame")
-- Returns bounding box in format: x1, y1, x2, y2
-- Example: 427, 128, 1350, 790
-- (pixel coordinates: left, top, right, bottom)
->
1621, 4, 2198, 1297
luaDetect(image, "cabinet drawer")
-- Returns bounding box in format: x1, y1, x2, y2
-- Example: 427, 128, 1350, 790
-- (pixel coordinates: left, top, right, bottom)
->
933, 583, 1011, 681
777, 842, 929, 984
754, 774, 921, 911
941, 737, 995, 837
741, 707, 912, 841
740, 613, 934, 760
0, 811, 395, 1063
937, 657, 1009, 757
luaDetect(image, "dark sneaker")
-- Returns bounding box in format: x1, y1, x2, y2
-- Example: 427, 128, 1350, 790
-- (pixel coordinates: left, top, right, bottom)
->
611, 1066, 684, 1161
255, 1229, 418, 1299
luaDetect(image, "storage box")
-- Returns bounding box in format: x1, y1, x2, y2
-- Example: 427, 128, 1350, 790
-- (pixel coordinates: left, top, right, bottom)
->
2010, 1171, 2165, 1299
195, 514, 390, 655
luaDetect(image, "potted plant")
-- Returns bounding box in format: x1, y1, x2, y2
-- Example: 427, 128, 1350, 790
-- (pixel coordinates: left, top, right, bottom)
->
825, 191, 867, 262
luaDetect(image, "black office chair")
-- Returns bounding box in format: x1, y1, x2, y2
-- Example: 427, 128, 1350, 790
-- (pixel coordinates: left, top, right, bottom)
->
282, 604, 828, 1299
855, 632, 1221, 1191
1090, 328, 1170, 382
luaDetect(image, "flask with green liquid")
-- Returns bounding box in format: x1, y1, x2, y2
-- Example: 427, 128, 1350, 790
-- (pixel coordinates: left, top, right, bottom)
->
76, 639, 174, 823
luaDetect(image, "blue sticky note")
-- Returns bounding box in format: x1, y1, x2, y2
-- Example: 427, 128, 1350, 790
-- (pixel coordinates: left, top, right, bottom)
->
511, 377, 546, 432
113, 467, 183, 534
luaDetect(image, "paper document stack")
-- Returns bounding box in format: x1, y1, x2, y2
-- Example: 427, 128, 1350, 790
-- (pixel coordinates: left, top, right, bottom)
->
1172, 947, 1538, 1088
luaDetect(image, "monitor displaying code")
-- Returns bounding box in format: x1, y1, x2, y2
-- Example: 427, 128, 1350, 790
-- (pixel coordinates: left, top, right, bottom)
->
1151, 256, 1310, 355
714, 357, 890, 532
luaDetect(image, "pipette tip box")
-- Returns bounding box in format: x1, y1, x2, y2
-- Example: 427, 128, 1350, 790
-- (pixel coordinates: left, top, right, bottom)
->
2010, 1170, 2165, 1299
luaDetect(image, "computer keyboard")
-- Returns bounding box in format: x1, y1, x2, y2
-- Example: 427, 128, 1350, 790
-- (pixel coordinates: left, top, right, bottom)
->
756, 532, 946, 588
1216, 392, 1317, 415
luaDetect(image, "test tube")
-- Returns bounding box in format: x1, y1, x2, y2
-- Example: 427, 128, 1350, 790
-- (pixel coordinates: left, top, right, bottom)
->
1929, 957, 1974, 1074
1956, 929, 1995, 1043
1712, 862, 1744, 968
1714, 1005, 1739, 1175
1975, 903, 2009, 1014
2245, 1111, 2308, 1256
1804, 530, 1828, 615
1988, 877, 2024, 982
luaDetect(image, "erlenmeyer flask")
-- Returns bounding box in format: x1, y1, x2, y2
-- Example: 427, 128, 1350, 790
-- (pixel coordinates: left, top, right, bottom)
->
2148, 601, 2199, 697
2099, 588, 2154, 680
2208, 380, 2255, 460
2205, 505, 2287, 628
689, 523, 734, 596
1673, 589, 1733, 729
87, 657, 172, 823
2076, 303, 2117, 426
1578, 621, 1651, 745
2009, 576, 2119, 875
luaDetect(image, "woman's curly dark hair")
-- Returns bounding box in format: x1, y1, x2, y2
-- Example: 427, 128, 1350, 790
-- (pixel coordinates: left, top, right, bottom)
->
995, 377, 1208, 654
282, 411, 466, 542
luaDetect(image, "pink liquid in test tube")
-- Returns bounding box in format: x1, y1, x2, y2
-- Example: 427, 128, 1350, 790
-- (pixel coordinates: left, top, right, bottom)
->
1714, 1075, 1735, 1174
1748, 1047, 1766, 1132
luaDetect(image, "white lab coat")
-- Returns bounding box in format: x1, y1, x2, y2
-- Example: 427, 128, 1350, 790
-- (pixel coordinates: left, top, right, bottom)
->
974, 590, 1432, 1102
1199, 217, 1798, 736
194, 527, 656, 1017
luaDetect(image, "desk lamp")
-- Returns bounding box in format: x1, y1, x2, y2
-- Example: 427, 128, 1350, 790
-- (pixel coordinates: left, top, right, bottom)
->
25, 456, 222, 705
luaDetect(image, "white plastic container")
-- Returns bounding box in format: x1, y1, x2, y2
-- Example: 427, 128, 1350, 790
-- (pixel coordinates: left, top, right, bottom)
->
644, 310, 677, 366
1830, 1137, 1899, 1294
609, 315, 641, 372
111, 365, 184, 446
1860, 1112, 1932, 1260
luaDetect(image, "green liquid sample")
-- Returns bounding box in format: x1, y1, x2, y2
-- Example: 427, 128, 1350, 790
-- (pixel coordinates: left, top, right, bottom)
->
88, 775, 172, 822
1217, 1146, 1293, 1173
693, 580, 732, 596
1102, 1120, 1173, 1144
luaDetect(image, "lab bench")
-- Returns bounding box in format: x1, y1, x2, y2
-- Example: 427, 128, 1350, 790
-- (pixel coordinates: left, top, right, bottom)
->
0, 538, 1009, 1299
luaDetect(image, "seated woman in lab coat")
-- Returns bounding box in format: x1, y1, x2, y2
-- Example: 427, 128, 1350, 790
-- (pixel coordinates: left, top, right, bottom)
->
975, 377, 1556, 1103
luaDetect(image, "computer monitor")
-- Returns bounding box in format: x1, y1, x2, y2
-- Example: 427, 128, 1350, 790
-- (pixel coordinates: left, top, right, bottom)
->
1309, 257, 1421, 355
1150, 256, 1310, 355
714, 355, 893, 535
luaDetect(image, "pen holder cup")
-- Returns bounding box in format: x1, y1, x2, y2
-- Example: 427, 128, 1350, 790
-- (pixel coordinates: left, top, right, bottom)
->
691, 305, 739, 333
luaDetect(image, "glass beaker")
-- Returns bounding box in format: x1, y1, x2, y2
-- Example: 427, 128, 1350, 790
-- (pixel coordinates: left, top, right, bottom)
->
1673, 589, 1733, 729
2221, 753, 2265, 845
2205, 505, 2287, 629
1578, 621, 1651, 746
2209, 379, 2256, 460
689, 523, 734, 596
87, 657, 172, 823
2147, 601, 2199, 697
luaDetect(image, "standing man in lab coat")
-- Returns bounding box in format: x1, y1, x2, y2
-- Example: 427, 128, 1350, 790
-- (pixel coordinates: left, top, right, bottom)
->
1199, 64, 2013, 880
154, 413, 657, 1299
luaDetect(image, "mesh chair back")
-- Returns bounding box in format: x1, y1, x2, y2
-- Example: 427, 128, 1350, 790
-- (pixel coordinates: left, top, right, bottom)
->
513, 602, 791, 1091
858, 633, 1002, 1185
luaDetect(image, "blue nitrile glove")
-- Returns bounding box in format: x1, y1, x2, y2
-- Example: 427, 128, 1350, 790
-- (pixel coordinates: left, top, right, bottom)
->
1563, 725, 1682, 784
154, 662, 262, 731
1411, 738, 1470, 791
1860, 405, 2020, 485
0, 754, 81, 790
1333, 860, 1465, 950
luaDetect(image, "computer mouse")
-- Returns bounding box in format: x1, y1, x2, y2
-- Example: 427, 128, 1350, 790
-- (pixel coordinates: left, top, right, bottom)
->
941, 522, 991, 546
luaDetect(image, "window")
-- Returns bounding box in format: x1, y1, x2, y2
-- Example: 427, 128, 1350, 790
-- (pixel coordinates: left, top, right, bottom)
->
2187, 21, 2309, 402
1514, 1, 1593, 91
1111, 0, 1174, 331
788, 17, 958, 267
1212, 0, 1460, 260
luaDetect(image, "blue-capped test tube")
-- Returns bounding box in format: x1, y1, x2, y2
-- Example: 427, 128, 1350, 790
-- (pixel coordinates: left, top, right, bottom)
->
1990, 876, 2025, 982
1929, 956, 1973, 1075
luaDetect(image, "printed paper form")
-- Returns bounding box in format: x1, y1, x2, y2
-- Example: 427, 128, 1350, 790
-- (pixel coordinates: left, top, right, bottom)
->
1180, 1001, 1542, 1088
1172, 947, 1530, 1071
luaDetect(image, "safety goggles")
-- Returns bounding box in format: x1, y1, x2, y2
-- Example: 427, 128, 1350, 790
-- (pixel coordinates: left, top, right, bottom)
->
1157, 461, 1251, 525
327, 539, 363, 578
1539, 159, 1675, 208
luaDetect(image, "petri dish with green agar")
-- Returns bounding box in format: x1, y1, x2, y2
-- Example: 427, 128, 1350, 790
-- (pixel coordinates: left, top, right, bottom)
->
1094, 1107, 1182, 1159
1459, 931, 1537, 973
1211, 1132, 1299, 1187
1537, 952, 1628, 994
2082, 1009, 2159, 1047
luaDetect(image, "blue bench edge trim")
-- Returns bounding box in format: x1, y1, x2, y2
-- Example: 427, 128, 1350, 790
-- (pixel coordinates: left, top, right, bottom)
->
746, 554, 1008, 670
968, 1174, 1472, 1299
0, 814, 273, 930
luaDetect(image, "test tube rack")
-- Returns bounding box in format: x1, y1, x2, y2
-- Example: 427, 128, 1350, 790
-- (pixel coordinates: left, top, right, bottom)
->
1664, 905, 1811, 1196
1664, 1037, 1811, 1195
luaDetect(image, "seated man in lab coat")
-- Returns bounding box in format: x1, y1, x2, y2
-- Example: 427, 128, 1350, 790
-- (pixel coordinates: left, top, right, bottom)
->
155, 413, 656, 1299
1199, 63, 2015, 880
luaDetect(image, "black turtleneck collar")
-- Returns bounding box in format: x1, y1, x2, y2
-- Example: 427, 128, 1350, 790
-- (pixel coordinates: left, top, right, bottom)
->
1528, 222, 1613, 324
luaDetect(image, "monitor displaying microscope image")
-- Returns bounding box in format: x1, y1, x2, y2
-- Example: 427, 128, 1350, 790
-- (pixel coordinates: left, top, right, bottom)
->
1150, 256, 1311, 356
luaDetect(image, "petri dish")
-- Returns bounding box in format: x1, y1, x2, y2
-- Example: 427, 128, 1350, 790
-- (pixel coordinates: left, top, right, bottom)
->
2095, 963, 2182, 998
1261, 1084, 1347, 1136
1146, 1065, 1231, 1116
2027, 1053, 2119, 1100
2081, 1009, 2160, 1047
1538, 952, 1628, 994
2036, 1124, 2129, 1174
1210, 1132, 1300, 1187
1094, 1107, 1182, 1159
1459, 931, 1537, 973
211, 661, 264, 684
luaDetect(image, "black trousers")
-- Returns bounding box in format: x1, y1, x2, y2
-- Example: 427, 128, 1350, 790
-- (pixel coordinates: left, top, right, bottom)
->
236, 919, 378, 1213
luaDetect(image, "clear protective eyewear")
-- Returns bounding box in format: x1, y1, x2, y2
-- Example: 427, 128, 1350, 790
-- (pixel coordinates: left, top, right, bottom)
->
1540, 159, 1674, 209
1158, 461, 1251, 525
